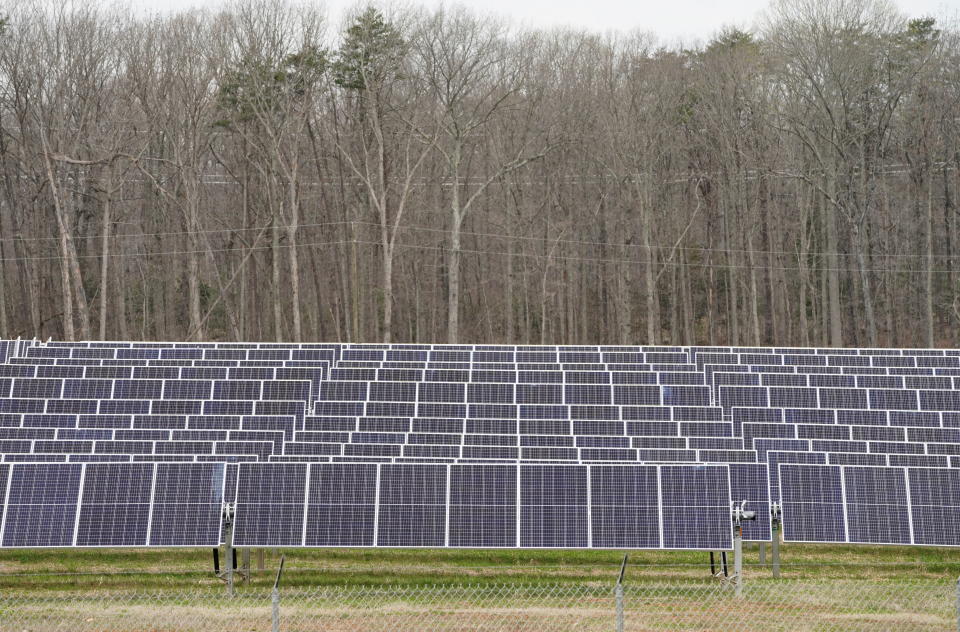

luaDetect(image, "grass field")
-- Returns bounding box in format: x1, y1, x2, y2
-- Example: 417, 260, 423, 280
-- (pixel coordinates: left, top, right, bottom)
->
0, 543, 957, 592
0, 546, 956, 631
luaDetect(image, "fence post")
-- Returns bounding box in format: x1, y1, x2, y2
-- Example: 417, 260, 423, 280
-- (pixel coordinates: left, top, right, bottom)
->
273, 555, 286, 632
272, 586, 280, 632
615, 554, 627, 632
955, 577, 959, 632
615, 583, 624, 632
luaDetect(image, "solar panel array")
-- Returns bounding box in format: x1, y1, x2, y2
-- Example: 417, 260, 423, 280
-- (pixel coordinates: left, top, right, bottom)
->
0, 339, 958, 548
0, 462, 224, 547
232, 462, 732, 550
778, 464, 960, 547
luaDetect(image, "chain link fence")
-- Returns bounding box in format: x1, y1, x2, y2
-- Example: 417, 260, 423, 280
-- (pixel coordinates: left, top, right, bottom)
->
0, 579, 956, 631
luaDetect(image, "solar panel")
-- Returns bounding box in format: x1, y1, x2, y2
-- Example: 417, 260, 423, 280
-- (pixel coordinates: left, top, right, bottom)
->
907, 467, 960, 547
149, 463, 225, 546
377, 464, 446, 546
590, 465, 660, 548
659, 465, 732, 550
519, 464, 588, 548
842, 466, 911, 545
233, 463, 306, 547
305, 463, 377, 546
76, 463, 153, 546
449, 464, 517, 547
1, 463, 82, 547
778, 463, 846, 543
728, 463, 771, 542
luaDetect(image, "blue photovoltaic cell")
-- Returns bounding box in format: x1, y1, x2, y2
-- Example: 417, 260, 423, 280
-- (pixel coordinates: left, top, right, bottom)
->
842, 466, 911, 545
0, 465, 8, 536
766, 451, 826, 501
779, 464, 846, 543
2, 463, 82, 547
520, 465, 588, 548
305, 463, 377, 546
729, 463, 771, 542
149, 463, 225, 546
76, 463, 153, 546
908, 467, 960, 547
659, 465, 732, 550
590, 465, 660, 548
449, 464, 517, 547
234, 463, 306, 547
377, 464, 446, 547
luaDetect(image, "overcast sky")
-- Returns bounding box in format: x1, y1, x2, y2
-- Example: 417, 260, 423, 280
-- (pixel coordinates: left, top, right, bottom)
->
127, 0, 959, 43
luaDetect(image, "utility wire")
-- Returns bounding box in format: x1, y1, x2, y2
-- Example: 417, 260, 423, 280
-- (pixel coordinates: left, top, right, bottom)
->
2, 235, 958, 275
5, 218, 960, 262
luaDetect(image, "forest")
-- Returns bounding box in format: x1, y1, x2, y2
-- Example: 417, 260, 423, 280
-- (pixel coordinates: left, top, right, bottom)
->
0, 0, 957, 348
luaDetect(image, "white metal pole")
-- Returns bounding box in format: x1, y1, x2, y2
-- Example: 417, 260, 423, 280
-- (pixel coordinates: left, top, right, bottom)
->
734, 527, 743, 598
225, 505, 235, 598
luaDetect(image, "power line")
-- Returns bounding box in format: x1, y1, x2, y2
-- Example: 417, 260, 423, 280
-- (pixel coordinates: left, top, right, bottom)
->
2, 220, 355, 243
6, 218, 960, 262
358, 239, 960, 275
393, 222, 960, 261
2, 233, 958, 274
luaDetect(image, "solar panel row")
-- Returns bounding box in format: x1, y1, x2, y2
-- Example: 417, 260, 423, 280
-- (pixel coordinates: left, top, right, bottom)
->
232, 462, 735, 549
778, 464, 960, 547
0, 462, 224, 547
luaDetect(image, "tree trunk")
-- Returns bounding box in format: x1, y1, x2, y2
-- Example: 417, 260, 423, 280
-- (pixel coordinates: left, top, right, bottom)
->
272, 210, 283, 342
383, 241, 394, 344
447, 144, 463, 344
186, 191, 203, 341
747, 232, 762, 345
824, 182, 843, 346
851, 222, 877, 346
925, 175, 934, 347
98, 171, 112, 340
41, 142, 75, 341
640, 185, 657, 344
287, 171, 302, 342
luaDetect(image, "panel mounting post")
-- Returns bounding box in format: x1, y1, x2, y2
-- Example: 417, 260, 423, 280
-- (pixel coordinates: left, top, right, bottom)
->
771, 502, 781, 579
731, 500, 757, 598
223, 502, 235, 598
733, 528, 743, 598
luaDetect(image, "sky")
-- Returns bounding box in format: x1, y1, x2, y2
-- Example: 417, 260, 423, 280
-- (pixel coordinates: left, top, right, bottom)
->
127, 0, 959, 43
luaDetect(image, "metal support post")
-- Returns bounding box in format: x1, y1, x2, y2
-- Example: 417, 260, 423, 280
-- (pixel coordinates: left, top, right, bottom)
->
257, 548, 265, 572
734, 528, 743, 598
730, 500, 756, 597
759, 542, 766, 565
242, 548, 250, 581
224, 504, 235, 598
955, 577, 959, 632
772, 524, 781, 579
615, 554, 627, 632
